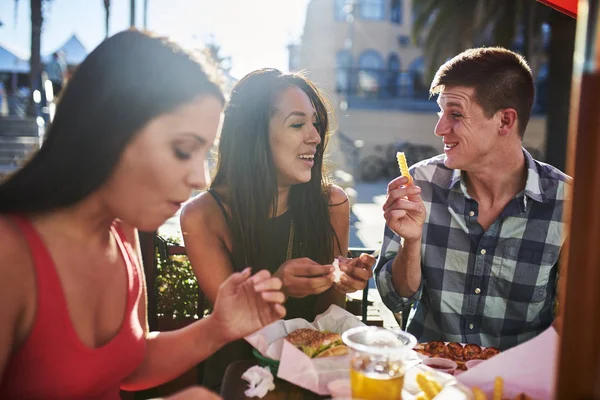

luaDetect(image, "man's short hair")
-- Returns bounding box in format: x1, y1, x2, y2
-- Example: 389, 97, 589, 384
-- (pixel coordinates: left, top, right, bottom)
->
430, 47, 534, 138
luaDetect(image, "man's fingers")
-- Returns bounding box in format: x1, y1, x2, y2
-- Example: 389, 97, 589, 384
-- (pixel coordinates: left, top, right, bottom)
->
383, 185, 421, 211
407, 190, 424, 203
387, 176, 410, 192
384, 208, 407, 222
389, 198, 425, 214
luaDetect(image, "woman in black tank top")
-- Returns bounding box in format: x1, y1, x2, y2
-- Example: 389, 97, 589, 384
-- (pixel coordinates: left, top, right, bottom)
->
181, 69, 375, 390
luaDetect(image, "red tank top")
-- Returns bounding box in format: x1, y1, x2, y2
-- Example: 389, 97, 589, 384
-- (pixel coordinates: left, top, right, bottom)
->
0, 216, 147, 400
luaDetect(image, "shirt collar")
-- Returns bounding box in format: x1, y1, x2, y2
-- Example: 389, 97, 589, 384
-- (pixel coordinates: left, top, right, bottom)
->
447, 148, 546, 203
522, 148, 547, 203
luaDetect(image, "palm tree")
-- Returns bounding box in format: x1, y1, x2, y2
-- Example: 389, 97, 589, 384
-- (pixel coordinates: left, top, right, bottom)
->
143, 0, 148, 29
130, 0, 136, 27
205, 37, 232, 74
104, 0, 110, 38
412, 0, 575, 171
14, 0, 49, 117
28, 0, 44, 117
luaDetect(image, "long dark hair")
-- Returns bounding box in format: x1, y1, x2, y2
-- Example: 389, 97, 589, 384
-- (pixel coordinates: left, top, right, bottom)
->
0, 30, 224, 214
211, 68, 338, 270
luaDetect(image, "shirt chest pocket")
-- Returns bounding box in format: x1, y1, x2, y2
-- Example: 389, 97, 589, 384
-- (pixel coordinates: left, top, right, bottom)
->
493, 245, 558, 303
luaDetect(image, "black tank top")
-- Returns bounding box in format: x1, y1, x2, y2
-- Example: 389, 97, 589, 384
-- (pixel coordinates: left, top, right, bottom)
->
202, 189, 318, 389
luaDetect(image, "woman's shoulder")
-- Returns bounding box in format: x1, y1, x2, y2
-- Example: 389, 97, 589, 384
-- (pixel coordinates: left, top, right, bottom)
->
327, 184, 349, 207
180, 190, 229, 230
0, 216, 34, 272
0, 215, 35, 321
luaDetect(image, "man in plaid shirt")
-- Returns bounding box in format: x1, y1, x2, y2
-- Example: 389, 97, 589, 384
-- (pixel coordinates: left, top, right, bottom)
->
375, 47, 570, 350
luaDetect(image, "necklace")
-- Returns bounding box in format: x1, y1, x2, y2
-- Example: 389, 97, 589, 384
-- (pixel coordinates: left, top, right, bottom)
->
286, 221, 294, 261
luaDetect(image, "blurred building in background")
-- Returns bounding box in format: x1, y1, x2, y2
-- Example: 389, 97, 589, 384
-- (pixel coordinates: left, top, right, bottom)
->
290, 0, 548, 181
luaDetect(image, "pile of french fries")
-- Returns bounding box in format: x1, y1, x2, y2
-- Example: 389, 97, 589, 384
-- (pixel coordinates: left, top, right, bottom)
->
415, 373, 443, 400
415, 374, 535, 400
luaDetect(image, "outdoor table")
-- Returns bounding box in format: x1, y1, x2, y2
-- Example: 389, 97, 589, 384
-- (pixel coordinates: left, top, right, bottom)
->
220, 360, 327, 400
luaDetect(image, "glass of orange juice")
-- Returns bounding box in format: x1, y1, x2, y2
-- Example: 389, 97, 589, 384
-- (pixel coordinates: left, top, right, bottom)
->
342, 326, 417, 400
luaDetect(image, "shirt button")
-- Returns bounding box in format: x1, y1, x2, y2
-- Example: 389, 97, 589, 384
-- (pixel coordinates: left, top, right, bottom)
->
475, 288, 481, 294
469, 324, 474, 329
480, 249, 487, 255
469, 211, 475, 217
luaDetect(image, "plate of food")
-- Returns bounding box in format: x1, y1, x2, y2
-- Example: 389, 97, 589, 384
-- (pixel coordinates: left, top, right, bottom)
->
245, 305, 367, 395
414, 342, 501, 371
253, 327, 348, 374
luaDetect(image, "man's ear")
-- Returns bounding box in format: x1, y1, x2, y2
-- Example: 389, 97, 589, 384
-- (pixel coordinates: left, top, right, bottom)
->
498, 108, 518, 136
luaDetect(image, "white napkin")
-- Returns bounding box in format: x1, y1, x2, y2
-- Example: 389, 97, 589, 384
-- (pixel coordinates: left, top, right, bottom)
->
332, 259, 342, 283
457, 327, 558, 399
241, 365, 276, 398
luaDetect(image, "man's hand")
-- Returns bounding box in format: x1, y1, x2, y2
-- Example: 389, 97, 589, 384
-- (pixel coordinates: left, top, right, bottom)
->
383, 176, 427, 242
274, 258, 334, 298
333, 253, 375, 293
212, 268, 286, 343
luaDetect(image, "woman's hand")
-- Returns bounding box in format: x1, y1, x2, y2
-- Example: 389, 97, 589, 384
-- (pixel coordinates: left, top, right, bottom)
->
212, 268, 286, 343
333, 253, 375, 293
274, 258, 335, 298
383, 176, 426, 242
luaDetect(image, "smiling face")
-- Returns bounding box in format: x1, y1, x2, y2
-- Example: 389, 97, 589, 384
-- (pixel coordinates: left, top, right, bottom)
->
101, 96, 223, 231
434, 86, 503, 171
269, 86, 322, 187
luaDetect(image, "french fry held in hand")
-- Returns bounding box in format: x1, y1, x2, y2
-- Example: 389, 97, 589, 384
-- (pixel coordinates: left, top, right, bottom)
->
396, 151, 413, 186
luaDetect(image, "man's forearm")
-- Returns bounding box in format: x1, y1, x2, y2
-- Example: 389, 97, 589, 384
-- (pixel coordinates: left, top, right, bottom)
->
121, 315, 228, 391
391, 238, 422, 298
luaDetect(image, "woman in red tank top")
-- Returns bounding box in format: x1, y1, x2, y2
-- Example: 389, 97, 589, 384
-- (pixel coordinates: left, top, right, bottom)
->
0, 30, 286, 400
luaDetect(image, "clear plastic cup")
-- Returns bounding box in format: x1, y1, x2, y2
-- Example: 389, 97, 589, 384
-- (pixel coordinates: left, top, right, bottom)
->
342, 326, 418, 400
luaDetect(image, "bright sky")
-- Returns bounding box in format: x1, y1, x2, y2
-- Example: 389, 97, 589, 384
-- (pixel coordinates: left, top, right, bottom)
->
0, 0, 310, 79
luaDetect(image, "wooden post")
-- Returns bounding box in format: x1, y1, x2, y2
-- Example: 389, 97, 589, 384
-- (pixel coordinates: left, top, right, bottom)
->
555, 0, 600, 397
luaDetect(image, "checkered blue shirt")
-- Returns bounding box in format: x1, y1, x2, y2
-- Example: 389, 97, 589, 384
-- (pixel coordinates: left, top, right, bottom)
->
374, 150, 570, 350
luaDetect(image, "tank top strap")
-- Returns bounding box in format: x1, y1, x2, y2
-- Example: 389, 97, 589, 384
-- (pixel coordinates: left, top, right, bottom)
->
110, 221, 141, 309
207, 188, 230, 223
9, 214, 72, 331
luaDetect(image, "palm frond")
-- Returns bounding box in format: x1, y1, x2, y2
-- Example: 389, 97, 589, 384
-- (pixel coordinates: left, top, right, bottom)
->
411, 0, 553, 82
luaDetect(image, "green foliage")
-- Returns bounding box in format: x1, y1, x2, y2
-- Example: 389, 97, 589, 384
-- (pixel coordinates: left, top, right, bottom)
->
155, 236, 212, 320
205, 35, 232, 74
411, 0, 550, 80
